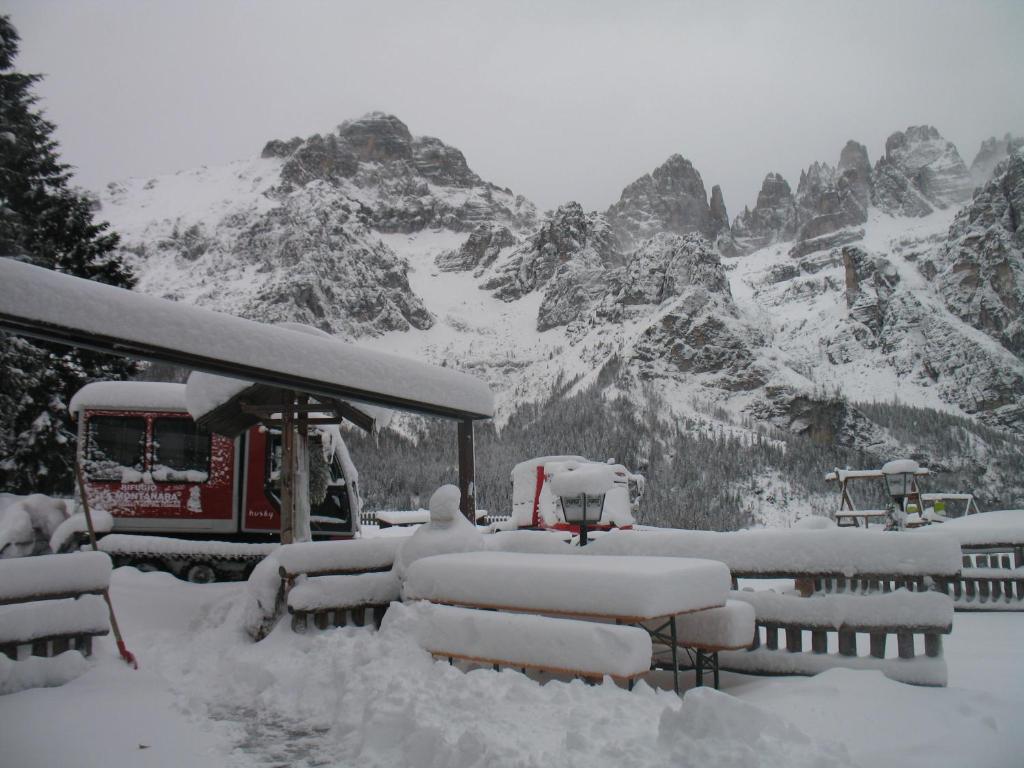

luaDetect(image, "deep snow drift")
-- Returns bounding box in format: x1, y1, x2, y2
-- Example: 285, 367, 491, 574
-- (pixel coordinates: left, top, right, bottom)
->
1, 567, 1021, 768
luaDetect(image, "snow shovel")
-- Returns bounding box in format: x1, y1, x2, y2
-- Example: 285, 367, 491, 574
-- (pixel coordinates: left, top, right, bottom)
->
74, 462, 138, 669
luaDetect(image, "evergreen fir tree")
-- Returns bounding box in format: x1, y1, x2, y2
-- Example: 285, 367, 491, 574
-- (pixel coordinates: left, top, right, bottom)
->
0, 15, 136, 495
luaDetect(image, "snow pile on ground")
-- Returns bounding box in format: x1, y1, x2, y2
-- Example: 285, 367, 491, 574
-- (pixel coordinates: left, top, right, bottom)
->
1, 568, 1022, 767
49, 509, 114, 553
0, 651, 91, 696
0, 494, 70, 558
393, 485, 484, 579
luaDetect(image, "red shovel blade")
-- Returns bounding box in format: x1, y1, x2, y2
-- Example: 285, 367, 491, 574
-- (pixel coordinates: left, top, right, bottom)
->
117, 639, 139, 669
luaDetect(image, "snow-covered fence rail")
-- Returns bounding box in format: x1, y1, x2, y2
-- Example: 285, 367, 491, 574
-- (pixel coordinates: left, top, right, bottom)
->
913, 511, 1024, 611
587, 529, 963, 581
0, 552, 111, 660
587, 529, 962, 686
719, 589, 954, 686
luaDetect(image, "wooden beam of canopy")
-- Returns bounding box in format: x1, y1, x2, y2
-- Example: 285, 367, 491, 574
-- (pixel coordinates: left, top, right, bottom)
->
0, 258, 494, 422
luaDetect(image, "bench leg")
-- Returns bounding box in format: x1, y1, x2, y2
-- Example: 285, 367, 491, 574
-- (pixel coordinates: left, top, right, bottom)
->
713, 652, 720, 690
670, 615, 679, 695
695, 649, 704, 687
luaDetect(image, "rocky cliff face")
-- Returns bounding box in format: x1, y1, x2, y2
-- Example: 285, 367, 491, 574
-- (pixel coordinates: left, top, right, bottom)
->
872, 126, 973, 215
970, 134, 1024, 186
481, 202, 622, 330
731, 173, 798, 252
927, 151, 1024, 358
102, 113, 1024, 446
103, 113, 537, 339
605, 155, 721, 250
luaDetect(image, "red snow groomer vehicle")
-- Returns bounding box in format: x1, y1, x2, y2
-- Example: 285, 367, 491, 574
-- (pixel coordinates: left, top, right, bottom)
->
507, 456, 644, 534
68, 381, 365, 582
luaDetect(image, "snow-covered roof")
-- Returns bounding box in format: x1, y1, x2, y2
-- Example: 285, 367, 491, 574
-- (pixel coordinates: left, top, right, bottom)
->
0, 259, 494, 420
69, 381, 188, 417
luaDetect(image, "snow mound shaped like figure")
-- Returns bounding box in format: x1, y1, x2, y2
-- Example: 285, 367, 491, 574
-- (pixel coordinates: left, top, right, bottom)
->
394, 485, 484, 581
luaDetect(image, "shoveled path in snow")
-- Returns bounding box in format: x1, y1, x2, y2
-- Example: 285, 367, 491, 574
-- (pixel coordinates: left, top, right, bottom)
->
1, 568, 1022, 768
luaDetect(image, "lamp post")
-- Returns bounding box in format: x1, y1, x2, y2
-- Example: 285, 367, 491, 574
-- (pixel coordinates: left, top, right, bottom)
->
881, 459, 919, 532
550, 463, 614, 547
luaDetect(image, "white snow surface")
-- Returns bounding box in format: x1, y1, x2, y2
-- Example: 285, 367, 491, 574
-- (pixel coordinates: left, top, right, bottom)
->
274, 537, 403, 576
730, 588, 954, 629
0, 650, 91, 696
0, 594, 109, 644
48, 510, 114, 554
69, 381, 188, 415
403, 551, 731, 619
287, 572, 400, 612
0, 551, 112, 602
389, 600, 653, 679
914, 509, 1024, 546
1, 567, 1021, 767
0, 257, 495, 419
586, 528, 962, 576
672, 600, 757, 650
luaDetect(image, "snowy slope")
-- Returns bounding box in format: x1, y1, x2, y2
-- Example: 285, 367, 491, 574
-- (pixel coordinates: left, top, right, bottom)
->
97, 115, 1024, 443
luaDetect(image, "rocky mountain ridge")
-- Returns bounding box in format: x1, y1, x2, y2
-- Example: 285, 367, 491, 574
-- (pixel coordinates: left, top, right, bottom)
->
99, 114, 1024, 457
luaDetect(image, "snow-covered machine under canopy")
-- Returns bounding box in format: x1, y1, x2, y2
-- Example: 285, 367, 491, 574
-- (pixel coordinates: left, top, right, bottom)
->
0, 257, 494, 523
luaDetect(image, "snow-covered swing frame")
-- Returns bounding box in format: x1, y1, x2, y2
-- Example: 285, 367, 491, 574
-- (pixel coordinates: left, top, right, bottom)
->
825, 466, 930, 529
0, 258, 495, 541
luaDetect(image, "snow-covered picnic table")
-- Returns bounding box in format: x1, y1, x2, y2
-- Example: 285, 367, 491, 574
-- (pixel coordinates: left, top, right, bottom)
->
403, 551, 738, 691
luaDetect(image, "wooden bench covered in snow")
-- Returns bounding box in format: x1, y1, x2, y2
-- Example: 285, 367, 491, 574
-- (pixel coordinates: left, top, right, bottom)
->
276, 538, 403, 632
403, 551, 732, 692
662, 600, 755, 688
719, 588, 954, 686
912, 511, 1024, 612
402, 602, 653, 684
0, 551, 111, 660
587, 528, 962, 686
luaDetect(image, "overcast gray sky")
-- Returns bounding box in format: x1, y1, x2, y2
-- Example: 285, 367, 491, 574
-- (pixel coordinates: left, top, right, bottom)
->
6, 0, 1024, 216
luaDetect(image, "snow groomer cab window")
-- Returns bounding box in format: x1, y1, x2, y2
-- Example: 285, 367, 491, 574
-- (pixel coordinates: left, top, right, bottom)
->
152, 418, 211, 483
85, 415, 147, 481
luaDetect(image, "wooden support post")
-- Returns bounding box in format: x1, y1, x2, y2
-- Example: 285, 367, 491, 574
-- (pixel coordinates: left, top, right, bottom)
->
457, 419, 476, 524
897, 631, 914, 659
870, 632, 887, 659
811, 630, 828, 654
837, 629, 857, 657
785, 627, 803, 653
294, 393, 311, 543
280, 390, 295, 545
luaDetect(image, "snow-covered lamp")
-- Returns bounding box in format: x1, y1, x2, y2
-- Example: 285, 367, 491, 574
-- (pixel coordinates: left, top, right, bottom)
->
881, 458, 918, 503
550, 463, 615, 546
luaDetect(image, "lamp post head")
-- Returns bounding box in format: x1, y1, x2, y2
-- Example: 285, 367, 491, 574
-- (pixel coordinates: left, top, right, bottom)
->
881, 458, 919, 501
